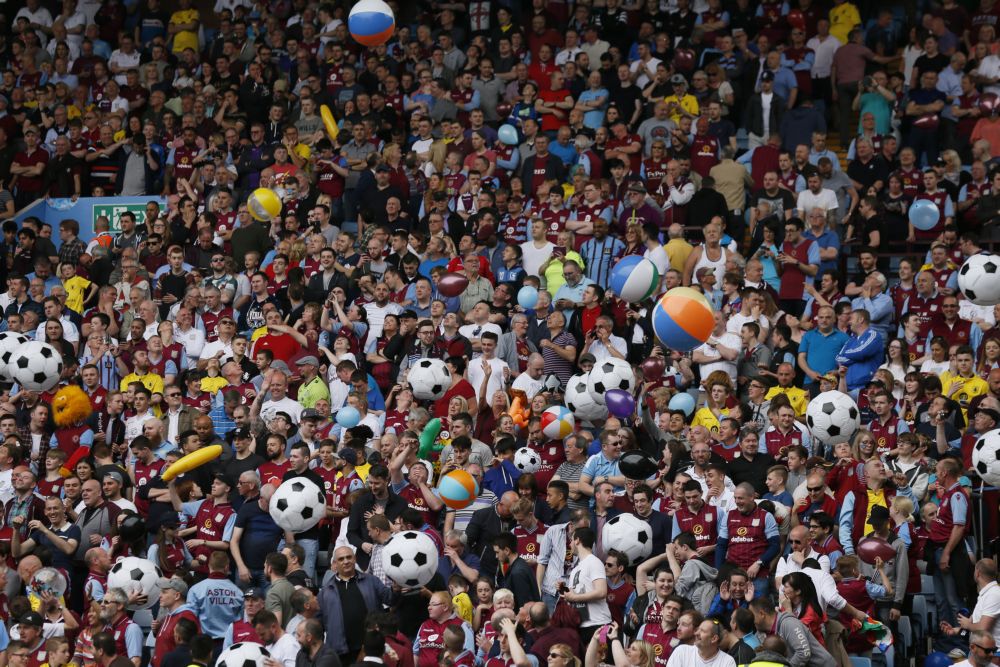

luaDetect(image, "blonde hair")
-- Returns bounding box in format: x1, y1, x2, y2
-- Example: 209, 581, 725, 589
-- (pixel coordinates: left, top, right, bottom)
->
631, 640, 657, 667
892, 496, 915, 523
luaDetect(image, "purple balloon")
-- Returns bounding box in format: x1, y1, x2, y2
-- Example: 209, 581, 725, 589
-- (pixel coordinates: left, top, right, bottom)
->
605, 389, 636, 419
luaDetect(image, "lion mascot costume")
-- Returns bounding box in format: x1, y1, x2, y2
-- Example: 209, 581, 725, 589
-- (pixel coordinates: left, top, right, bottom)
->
51, 385, 93, 476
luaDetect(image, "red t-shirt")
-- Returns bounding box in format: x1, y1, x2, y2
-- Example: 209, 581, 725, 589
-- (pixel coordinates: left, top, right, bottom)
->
252, 333, 300, 363
433, 379, 475, 417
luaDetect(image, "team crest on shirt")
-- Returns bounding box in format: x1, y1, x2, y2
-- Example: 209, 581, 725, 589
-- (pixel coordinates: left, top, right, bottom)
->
692, 524, 703, 535
215, 513, 225, 522
203, 518, 213, 528
736, 527, 748, 536
752, 519, 760, 526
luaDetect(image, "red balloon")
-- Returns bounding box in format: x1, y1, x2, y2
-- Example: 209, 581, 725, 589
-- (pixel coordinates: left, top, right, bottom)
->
641, 357, 666, 381
437, 273, 469, 297
980, 92, 999, 116
857, 537, 896, 565
787, 9, 806, 30
673, 49, 696, 72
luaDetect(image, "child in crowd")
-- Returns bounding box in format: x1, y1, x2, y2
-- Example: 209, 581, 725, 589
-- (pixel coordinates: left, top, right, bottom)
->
763, 465, 794, 507
449, 573, 473, 624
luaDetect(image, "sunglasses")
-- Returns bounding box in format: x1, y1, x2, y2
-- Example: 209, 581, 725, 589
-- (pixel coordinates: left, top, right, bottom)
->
808, 486, 824, 492
549, 654, 569, 659
973, 644, 997, 656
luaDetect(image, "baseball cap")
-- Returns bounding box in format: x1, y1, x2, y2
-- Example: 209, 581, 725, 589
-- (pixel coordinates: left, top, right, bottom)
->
244, 587, 265, 599
670, 74, 687, 85
760, 71, 775, 82
156, 577, 189, 596
270, 360, 292, 375
295, 355, 320, 367
233, 426, 253, 439
212, 472, 234, 488
977, 407, 1000, 423
19, 612, 43, 627
103, 470, 125, 485
375, 163, 391, 173
628, 182, 646, 194
301, 408, 322, 421
819, 372, 838, 384
337, 448, 358, 465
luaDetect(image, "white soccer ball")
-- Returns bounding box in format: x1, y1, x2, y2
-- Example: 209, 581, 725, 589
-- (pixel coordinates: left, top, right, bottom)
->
513, 447, 541, 473
408, 358, 452, 400
958, 253, 1000, 306
217, 642, 270, 667
587, 357, 636, 405
601, 513, 653, 564
565, 372, 609, 422
269, 477, 327, 533
0, 331, 28, 383
971, 428, 1000, 486
107, 557, 162, 610
805, 390, 860, 445
381, 530, 439, 588
8, 340, 63, 392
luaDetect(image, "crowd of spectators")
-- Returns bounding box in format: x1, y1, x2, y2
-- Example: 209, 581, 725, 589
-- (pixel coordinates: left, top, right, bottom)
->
0, 2, 999, 667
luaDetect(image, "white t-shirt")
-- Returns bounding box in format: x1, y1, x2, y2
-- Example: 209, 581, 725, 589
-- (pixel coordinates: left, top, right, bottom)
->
266, 632, 301, 667
973, 580, 1000, 646
666, 645, 737, 667
521, 240, 556, 278
199, 339, 234, 364
174, 325, 206, 359
511, 373, 544, 399
458, 322, 502, 344
977, 55, 1000, 96
761, 92, 773, 136
261, 396, 304, 423
796, 188, 840, 215
568, 553, 611, 627
694, 332, 742, 385
467, 356, 509, 402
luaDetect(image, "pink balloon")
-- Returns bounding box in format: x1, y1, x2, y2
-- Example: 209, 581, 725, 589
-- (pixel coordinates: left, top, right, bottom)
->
980, 92, 999, 116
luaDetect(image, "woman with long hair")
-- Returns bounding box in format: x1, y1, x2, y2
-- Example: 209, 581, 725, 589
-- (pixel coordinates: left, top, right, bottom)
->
43, 318, 77, 356
850, 428, 879, 463
146, 519, 191, 578
781, 571, 827, 646
977, 337, 1000, 378
547, 643, 582, 667
898, 371, 927, 427
879, 339, 914, 400
623, 223, 645, 257
920, 336, 951, 377
366, 313, 404, 394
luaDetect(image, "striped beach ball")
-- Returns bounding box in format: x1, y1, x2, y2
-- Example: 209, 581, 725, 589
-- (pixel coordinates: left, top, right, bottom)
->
438, 470, 479, 510
652, 287, 714, 352
540, 406, 575, 440
247, 188, 282, 222
348, 0, 396, 47
610, 256, 660, 302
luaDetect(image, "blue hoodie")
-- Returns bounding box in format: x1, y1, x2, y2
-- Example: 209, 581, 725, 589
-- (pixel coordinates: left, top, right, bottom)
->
835, 327, 885, 391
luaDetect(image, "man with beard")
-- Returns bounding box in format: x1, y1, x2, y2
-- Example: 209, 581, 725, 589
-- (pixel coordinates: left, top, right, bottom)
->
257, 433, 291, 488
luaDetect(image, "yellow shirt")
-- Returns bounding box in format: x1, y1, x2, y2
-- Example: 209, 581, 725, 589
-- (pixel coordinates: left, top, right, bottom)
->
201, 376, 229, 395
452, 591, 474, 624
765, 385, 810, 417
665, 238, 694, 272
691, 406, 728, 433
169, 9, 200, 53
829, 3, 861, 44
542, 251, 585, 294
120, 371, 164, 396
944, 373, 989, 420
63, 275, 91, 313
662, 93, 700, 124
863, 487, 888, 536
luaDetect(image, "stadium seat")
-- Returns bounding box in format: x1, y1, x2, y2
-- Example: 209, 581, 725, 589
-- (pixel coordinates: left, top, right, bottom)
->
897, 616, 913, 662
910, 595, 928, 642
852, 656, 873, 667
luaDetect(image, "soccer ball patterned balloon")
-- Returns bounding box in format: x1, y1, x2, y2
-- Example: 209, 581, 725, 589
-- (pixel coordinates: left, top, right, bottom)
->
0, 331, 28, 383
971, 428, 1000, 486
513, 447, 541, 473
408, 358, 452, 400
601, 513, 653, 564
381, 530, 439, 588
564, 372, 609, 423
269, 477, 327, 533
8, 340, 63, 391
107, 556, 162, 610
587, 358, 636, 405
958, 253, 1000, 306
217, 642, 271, 667
806, 390, 860, 445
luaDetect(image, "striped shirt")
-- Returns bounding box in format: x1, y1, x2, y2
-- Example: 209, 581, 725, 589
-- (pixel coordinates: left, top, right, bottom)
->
580, 236, 625, 289
79, 350, 120, 391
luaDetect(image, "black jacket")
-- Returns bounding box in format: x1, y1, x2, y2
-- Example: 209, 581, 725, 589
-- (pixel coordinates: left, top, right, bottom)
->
466, 504, 514, 575
496, 556, 541, 609
742, 92, 787, 138
520, 153, 566, 191
346, 491, 408, 569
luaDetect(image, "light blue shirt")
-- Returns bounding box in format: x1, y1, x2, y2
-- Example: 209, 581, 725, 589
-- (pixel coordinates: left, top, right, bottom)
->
809, 148, 841, 171
850, 292, 894, 340
578, 88, 610, 129
187, 575, 244, 639
554, 277, 595, 319
938, 66, 964, 121
581, 451, 622, 491
799, 327, 851, 384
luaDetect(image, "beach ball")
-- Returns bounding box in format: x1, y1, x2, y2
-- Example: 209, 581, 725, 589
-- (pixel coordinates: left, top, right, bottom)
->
652, 287, 714, 352
909, 199, 941, 231
438, 469, 479, 510
541, 406, 574, 440
247, 188, 282, 222
348, 0, 395, 47
610, 256, 660, 302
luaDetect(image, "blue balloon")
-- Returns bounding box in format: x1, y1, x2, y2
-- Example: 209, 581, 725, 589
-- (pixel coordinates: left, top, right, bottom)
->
925, 653, 951, 667
909, 199, 941, 231
668, 392, 696, 417
498, 124, 519, 146
517, 285, 539, 309
336, 406, 361, 428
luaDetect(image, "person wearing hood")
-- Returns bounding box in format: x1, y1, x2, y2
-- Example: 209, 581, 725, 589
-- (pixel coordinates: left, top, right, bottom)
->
749, 598, 836, 667
151, 577, 200, 667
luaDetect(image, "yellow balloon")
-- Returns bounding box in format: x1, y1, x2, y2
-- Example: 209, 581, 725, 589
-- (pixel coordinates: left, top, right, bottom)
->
247, 188, 282, 222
